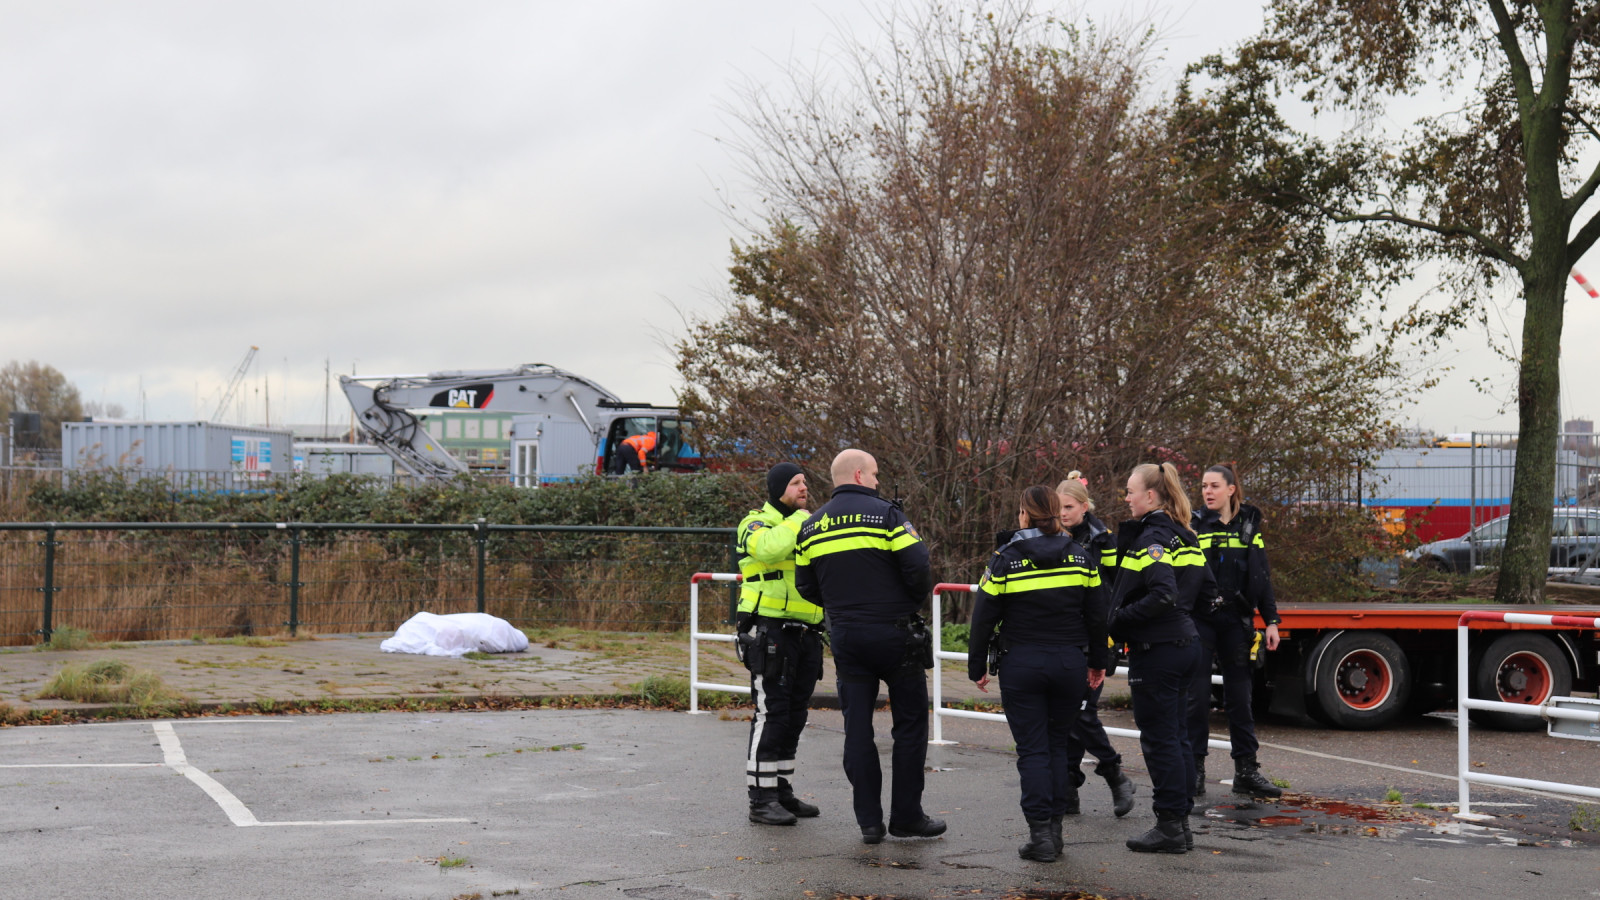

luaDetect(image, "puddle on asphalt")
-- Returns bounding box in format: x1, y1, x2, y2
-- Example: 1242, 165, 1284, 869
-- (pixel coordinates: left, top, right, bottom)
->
1205, 796, 1579, 848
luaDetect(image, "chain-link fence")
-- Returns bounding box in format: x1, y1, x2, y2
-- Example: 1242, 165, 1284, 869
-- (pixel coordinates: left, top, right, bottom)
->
0, 522, 738, 646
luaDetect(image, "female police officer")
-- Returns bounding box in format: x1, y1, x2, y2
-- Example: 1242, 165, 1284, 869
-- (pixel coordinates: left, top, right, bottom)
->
1187, 463, 1283, 798
1109, 462, 1214, 853
1057, 473, 1136, 817
968, 485, 1109, 862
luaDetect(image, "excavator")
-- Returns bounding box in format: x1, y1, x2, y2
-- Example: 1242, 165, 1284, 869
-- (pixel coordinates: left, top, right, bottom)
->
338, 364, 702, 483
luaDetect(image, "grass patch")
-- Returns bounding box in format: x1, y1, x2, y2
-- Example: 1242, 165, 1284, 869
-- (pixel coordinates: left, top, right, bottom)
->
462, 651, 496, 661
1271, 777, 1292, 790
1099, 691, 1132, 711
436, 855, 468, 869
947, 697, 1004, 713
1412, 802, 1434, 810
629, 674, 741, 710
37, 659, 183, 707
1384, 786, 1403, 803
41, 626, 93, 652
194, 635, 289, 648
1572, 804, 1600, 832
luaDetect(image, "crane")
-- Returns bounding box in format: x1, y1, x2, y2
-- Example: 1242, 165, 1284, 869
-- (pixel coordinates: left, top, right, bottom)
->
212, 346, 259, 423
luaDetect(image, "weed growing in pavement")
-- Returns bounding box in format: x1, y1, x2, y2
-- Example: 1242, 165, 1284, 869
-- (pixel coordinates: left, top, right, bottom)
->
1272, 777, 1292, 789
1572, 804, 1600, 832
947, 697, 1003, 714
491, 891, 521, 897
197, 635, 290, 648
452, 893, 482, 900
37, 659, 183, 708
630, 674, 740, 710
463, 652, 495, 661
1385, 787, 1403, 803
436, 855, 468, 869
40, 626, 93, 651
1412, 802, 1434, 809
1099, 692, 1132, 710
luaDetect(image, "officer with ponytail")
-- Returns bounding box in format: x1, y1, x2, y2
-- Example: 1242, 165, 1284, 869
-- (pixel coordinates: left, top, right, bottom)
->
1108, 462, 1214, 853
1057, 473, 1136, 817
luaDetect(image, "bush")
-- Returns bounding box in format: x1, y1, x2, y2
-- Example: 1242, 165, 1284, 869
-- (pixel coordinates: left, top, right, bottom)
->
43, 625, 92, 651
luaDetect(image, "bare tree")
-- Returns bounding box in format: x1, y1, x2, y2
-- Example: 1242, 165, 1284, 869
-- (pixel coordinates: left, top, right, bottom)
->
681, 3, 1401, 597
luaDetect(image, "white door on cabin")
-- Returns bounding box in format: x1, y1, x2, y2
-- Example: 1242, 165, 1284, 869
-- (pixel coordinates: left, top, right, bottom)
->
513, 440, 540, 488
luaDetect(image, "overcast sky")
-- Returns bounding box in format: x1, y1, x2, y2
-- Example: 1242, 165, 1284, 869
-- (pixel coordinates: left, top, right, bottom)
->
1, 1, 1595, 436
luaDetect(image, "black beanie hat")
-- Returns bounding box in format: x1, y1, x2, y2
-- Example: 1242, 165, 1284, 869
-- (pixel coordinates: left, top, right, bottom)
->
766, 462, 805, 508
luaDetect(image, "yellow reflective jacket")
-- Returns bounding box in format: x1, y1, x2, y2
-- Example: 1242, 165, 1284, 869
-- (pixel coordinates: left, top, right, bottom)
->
736, 502, 823, 624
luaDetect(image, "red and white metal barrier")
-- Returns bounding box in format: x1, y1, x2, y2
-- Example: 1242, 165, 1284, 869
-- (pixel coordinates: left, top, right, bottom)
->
928, 582, 1228, 752
1456, 610, 1600, 819
687, 573, 750, 713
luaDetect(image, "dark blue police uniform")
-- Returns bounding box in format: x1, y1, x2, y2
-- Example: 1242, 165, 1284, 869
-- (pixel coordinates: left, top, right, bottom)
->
1108, 509, 1213, 852
1188, 504, 1282, 797
968, 527, 1108, 859
795, 483, 940, 842
1063, 513, 1130, 802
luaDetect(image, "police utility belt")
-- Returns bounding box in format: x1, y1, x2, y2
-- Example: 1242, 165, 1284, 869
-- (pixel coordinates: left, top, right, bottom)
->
736, 617, 821, 684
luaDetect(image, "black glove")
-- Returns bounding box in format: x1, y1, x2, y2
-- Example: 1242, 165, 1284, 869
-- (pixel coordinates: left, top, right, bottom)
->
736, 611, 755, 633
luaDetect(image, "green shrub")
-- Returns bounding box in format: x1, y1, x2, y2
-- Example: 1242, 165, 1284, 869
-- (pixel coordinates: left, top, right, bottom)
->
940, 623, 970, 653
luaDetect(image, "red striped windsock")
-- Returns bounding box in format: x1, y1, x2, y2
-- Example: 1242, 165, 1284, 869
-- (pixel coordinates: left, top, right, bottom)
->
1572, 269, 1600, 298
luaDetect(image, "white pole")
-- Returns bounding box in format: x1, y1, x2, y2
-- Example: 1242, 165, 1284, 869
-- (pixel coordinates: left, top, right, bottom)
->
1457, 620, 1472, 818
689, 580, 700, 714
931, 589, 945, 745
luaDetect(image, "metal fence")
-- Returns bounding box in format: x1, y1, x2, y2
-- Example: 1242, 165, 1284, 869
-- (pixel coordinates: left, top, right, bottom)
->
0, 522, 738, 646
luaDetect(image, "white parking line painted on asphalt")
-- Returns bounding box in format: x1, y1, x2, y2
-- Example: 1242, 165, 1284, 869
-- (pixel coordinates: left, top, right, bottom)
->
149, 722, 472, 828
153, 721, 260, 825
0, 763, 162, 768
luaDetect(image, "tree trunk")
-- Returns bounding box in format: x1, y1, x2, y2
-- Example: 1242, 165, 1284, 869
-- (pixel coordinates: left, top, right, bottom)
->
1494, 265, 1565, 604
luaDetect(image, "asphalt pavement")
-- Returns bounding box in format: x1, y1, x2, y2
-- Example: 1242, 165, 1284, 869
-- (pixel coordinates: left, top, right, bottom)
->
2, 636, 1599, 900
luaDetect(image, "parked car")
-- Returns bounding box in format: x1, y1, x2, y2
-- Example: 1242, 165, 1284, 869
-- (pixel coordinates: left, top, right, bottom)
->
1411, 508, 1600, 573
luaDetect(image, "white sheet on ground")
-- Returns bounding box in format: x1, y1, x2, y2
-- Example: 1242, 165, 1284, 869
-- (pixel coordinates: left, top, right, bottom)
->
379, 612, 530, 658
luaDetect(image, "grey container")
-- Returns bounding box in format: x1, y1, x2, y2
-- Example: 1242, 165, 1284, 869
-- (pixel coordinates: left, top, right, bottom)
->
62, 420, 296, 477
293, 442, 396, 476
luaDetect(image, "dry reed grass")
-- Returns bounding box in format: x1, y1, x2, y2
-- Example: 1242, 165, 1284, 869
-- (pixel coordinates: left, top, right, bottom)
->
0, 526, 728, 646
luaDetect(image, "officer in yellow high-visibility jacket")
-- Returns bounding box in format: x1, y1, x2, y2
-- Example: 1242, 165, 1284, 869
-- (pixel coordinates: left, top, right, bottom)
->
736, 462, 825, 826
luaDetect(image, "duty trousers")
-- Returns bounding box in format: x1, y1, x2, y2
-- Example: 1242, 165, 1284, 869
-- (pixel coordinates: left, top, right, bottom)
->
998, 643, 1089, 821
1127, 639, 1201, 816
830, 621, 928, 829
1185, 613, 1259, 762
745, 624, 823, 801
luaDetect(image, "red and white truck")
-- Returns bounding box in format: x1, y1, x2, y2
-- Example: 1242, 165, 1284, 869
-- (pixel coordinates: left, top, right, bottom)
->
1257, 602, 1600, 730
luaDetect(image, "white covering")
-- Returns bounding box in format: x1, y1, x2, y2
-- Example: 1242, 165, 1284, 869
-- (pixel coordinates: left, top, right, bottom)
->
379, 612, 530, 658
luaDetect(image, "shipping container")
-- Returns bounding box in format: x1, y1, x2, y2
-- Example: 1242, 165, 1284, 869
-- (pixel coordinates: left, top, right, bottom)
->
62, 420, 295, 480
293, 443, 396, 476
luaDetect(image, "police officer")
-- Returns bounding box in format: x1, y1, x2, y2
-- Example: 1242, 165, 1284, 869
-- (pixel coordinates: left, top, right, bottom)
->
1109, 462, 1214, 853
1188, 463, 1283, 799
737, 462, 826, 826
1056, 473, 1137, 817
968, 485, 1109, 863
795, 448, 944, 845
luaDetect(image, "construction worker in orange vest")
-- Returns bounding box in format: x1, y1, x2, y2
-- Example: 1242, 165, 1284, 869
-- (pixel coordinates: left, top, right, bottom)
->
616, 430, 658, 474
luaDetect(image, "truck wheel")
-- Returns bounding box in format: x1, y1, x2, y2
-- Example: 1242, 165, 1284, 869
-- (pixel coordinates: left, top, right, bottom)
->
1468, 633, 1573, 731
1312, 632, 1411, 729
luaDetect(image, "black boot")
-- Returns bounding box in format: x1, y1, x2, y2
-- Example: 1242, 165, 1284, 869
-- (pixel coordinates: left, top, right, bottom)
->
1061, 779, 1081, 815
1182, 817, 1194, 851
1192, 757, 1207, 797
1048, 815, 1064, 854
1126, 812, 1187, 854
1100, 763, 1136, 818
1233, 757, 1283, 798
777, 780, 820, 818
748, 788, 797, 826
1018, 818, 1058, 862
